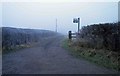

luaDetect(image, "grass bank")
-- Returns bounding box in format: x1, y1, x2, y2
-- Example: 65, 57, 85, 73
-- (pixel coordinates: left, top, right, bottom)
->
62, 39, 119, 71
2, 44, 31, 54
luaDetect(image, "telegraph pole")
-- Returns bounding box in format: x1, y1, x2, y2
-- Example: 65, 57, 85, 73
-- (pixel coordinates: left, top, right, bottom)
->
56, 19, 57, 32
78, 18, 80, 33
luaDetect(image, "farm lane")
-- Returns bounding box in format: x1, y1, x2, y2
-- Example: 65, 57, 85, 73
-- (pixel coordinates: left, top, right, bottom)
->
2, 34, 117, 74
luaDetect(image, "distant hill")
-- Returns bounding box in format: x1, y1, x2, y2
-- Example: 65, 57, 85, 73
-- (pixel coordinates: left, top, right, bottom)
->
2, 27, 58, 51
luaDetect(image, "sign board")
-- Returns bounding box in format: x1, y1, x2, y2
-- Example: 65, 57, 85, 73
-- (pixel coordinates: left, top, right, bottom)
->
73, 18, 78, 23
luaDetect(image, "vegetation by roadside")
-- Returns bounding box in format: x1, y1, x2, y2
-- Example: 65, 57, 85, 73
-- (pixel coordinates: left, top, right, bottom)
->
2, 27, 58, 54
2, 44, 31, 54
62, 39, 119, 71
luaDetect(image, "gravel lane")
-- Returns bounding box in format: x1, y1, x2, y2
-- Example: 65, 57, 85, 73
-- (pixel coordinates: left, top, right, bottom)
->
2, 35, 118, 74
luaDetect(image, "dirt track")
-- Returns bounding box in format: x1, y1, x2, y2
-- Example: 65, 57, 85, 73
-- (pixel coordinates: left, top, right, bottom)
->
2, 35, 118, 74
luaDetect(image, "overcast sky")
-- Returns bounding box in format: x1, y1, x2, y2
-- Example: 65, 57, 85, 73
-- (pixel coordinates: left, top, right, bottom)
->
1, 2, 118, 34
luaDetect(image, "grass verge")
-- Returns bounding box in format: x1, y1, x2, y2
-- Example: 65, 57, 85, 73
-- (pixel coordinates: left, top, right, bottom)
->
62, 39, 119, 71
2, 44, 31, 54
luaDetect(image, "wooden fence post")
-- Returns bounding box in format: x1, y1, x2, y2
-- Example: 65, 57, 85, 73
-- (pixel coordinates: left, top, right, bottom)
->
68, 31, 72, 40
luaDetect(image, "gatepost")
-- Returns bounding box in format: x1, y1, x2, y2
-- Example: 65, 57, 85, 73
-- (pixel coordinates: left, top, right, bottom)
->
68, 31, 72, 40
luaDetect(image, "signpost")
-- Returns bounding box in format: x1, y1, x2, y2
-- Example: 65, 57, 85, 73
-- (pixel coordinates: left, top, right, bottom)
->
68, 17, 81, 40
73, 17, 80, 33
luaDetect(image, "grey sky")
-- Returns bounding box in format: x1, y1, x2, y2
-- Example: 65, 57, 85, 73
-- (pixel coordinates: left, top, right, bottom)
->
2, 2, 118, 34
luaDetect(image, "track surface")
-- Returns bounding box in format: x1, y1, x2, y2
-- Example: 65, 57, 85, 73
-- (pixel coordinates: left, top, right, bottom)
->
2, 35, 117, 74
